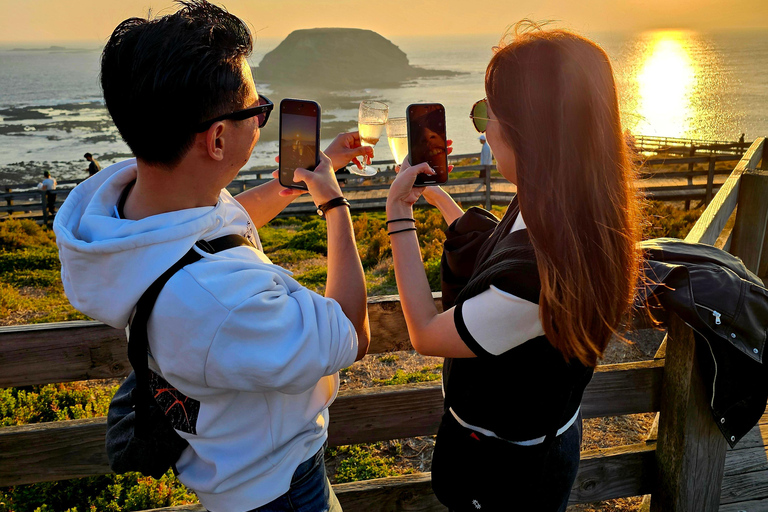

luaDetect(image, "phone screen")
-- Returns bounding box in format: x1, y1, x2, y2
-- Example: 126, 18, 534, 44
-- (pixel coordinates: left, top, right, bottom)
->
279, 99, 320, 190
407, 103, 448, 185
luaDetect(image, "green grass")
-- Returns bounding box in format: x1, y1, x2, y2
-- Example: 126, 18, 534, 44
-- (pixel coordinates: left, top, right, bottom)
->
373, 366, 443, 386
292, 266, 328, 293
327, 443, 411, 484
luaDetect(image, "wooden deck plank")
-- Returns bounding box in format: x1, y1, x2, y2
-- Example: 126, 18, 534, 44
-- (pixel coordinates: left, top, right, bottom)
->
720, 469, 768, 505
720, 497, 768, 512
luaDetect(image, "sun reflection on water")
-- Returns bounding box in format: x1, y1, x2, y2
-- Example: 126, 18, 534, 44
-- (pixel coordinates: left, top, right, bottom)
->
636, 32, 696, 136
618, 30, 726, 139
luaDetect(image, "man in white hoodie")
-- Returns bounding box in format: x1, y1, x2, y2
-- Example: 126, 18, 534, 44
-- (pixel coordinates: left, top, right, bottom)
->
54, 1, 372, 511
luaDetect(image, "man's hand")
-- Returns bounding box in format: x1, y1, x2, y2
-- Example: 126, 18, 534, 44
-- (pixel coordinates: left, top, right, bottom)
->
324, 132, 374, 171
273, 167, 308, 198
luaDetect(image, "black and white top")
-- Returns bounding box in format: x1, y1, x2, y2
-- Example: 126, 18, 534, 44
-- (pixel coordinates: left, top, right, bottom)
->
442, 201, 594, 445
455, 213, 544, 356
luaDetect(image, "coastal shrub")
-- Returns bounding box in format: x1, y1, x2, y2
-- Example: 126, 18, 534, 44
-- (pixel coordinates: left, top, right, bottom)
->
266, 248, 320, 266
373, 366, 443, 386
330, 444, 402, 483
266, 215, 308, 227
0, 280, 86, 325
424, 256, 442, 290
352, 213, 389, 266
285, 220, 327, 255
0, 382, 197, 512
361, 228, 390, 266
0, 470, 196, 512
293, 266, 327, 292
643, 201, 703, 239
0, 383, 116, 427
0, 219, 56, 251
0, 247, 59, 274
256, 225, 296, 252
1, 269, 61, 289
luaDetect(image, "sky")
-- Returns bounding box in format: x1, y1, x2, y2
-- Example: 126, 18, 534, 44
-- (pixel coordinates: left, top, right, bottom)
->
1, 0, 767, 43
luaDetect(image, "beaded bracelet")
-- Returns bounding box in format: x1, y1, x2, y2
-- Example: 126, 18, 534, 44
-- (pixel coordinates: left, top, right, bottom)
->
385, 217, 416, 225
388, 227, 418, 236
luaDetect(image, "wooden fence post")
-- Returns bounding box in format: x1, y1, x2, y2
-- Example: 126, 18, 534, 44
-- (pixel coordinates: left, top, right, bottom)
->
651, 315, 728, 512
705, 157, 716, 205
685, 145, 696, 210
40, 192, 48, 227
484, 165, 491, 210
730, 169, 768, 277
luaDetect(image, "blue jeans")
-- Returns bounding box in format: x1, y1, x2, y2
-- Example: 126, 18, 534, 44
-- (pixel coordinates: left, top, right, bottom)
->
433, 412, 582, 512
247, 446, 341, 512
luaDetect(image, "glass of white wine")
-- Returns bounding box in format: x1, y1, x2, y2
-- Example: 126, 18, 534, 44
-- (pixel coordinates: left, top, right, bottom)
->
353, 100, 389, 176
386, 117, 408, 168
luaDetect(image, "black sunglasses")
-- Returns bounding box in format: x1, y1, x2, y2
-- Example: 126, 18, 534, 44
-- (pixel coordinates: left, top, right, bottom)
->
470, 98, 495, 133
194, 95, 273, 133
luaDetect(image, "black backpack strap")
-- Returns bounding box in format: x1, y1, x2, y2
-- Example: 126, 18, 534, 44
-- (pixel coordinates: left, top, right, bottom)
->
195, 234, 254, 253
128, 234, 253, 436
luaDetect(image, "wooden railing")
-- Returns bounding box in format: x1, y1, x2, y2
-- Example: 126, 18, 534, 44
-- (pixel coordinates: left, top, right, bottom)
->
0, 138, 765, 511
0, 151, 744, 223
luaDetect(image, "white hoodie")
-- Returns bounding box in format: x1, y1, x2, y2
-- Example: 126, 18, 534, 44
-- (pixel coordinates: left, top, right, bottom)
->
54, 160, 358, 512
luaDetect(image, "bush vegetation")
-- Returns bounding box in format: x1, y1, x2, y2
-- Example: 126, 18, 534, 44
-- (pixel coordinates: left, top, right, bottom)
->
0, 199, 704, 511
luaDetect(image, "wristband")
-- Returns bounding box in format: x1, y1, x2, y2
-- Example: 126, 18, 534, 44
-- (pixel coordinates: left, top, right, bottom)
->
317, 197, 350, 217
388, 227, 417, 236
385, 217, 416, 225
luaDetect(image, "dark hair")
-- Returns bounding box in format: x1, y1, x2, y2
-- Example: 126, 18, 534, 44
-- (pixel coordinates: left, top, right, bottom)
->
84, 153, 92, 159
486, 23, 641, 367
100, 0, 253, 167
44, 171, 50, 178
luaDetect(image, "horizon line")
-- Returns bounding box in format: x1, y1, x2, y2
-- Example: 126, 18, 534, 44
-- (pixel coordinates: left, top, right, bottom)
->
2, 26, 768, 45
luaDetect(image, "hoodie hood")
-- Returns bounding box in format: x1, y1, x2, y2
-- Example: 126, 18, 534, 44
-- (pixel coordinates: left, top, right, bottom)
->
54, 159, 259, 328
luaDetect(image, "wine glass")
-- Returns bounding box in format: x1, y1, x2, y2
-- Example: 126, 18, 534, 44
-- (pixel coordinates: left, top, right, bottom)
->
386, 117, 408, 168
353, 100, 389, 176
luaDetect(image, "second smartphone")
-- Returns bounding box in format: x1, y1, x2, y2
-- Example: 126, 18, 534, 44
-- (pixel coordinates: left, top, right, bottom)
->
278, 99, 321, 191
406, 103, 448, 186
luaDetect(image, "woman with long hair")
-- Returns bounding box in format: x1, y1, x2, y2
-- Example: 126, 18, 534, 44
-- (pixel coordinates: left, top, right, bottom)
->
386, 24, 641, 511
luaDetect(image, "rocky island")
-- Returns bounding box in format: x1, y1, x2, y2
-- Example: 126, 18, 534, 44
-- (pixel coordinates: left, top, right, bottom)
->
255, 28, 460, 89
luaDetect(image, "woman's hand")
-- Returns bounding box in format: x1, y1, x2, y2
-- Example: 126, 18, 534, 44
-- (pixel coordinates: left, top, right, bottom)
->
387, 157, 453, 220
291, 151, 343, 206
324, 131, 374, 171
391, 138, 455, 210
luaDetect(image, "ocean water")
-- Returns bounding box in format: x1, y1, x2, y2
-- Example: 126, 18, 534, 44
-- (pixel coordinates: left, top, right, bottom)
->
0, 30, 766, 184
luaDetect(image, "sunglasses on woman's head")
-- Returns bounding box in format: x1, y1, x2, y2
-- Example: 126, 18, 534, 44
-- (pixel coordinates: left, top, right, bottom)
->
194, 95, 274, 133
470, 98, 493, 133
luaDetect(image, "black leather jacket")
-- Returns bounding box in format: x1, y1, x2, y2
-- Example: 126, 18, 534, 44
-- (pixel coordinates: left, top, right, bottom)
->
638, 238, 768, 447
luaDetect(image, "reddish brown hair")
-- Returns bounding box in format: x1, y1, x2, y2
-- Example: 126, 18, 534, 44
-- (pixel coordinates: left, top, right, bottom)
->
485, 23, 641, 367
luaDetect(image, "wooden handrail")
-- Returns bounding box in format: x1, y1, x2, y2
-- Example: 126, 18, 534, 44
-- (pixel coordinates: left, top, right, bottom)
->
0, 359, 664, 487
685, 138, 765, 245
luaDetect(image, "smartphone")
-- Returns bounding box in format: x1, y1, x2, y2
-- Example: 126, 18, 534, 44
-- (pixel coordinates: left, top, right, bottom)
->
406, 103, 448, 186
278, 99, 321, 190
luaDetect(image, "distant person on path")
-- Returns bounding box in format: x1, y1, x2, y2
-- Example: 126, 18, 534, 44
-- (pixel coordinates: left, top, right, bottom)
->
84, 153, 101, 177
37, 170, 57, 216
386, 23, 641, 511
54, 1, 372, 511
479, 133, 492, 179
479, 134, 492, 166
739, 133, 745, 144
